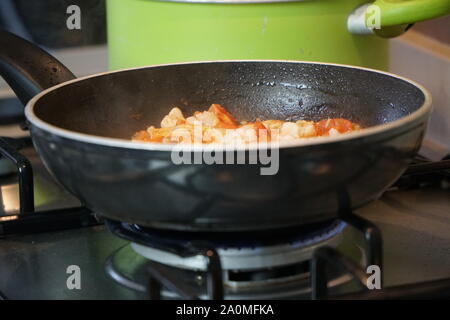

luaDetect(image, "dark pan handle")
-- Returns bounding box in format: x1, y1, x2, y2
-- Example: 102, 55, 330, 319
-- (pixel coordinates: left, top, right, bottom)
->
0, 30, 76, 105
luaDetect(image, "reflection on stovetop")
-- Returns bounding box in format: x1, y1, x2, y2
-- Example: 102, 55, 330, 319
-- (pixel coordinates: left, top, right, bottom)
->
0, 135, 449, 299
356, 187, 450, 287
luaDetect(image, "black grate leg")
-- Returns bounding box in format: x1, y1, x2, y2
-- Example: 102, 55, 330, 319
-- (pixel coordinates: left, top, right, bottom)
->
341, 213, 383, 278
144, 243, 224, 300
201, 247, 224, 300
311, 247, 369, 300
311, 188, 384, 299
0, 137, 34, 214
337, 188, 383, 284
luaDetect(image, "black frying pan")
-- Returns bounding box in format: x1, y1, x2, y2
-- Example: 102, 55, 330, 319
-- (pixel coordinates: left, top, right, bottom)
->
0, 30, 431, 231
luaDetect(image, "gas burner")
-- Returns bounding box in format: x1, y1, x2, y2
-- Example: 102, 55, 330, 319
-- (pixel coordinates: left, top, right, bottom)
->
109, 219, 345, 247
129, 220, 346, 272
105, 219, 356, 299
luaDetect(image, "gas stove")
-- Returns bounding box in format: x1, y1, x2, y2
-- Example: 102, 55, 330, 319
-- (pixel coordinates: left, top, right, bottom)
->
105, 219, 351, 299
0, 127, 449, 300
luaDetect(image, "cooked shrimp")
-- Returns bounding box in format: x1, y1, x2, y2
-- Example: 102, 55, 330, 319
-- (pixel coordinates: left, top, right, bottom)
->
132, 104, 360, 144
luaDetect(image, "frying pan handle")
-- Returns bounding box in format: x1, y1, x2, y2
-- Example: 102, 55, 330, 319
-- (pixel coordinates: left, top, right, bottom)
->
0, 30, 76, 105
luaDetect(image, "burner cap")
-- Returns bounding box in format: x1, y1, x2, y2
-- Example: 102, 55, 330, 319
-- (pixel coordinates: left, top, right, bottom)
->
107, 219, 344, 250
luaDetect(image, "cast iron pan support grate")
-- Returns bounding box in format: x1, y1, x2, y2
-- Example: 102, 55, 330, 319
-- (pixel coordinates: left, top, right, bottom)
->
310, 167, 450, 299
105, 219, 224, 300
0, 137, 99, 237
146, 244, 224, 300
310, 209, 383, 299
311, 187, 383, 300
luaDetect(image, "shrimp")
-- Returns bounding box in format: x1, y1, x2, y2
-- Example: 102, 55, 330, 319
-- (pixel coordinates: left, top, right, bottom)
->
132, 104, 360, 144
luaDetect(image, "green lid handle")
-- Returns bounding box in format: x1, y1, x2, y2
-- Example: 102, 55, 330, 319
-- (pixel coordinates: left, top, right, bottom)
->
348, 0, 450, 37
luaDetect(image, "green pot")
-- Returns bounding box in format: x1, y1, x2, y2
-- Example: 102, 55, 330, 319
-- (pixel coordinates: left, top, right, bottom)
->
106, 0, 450, 71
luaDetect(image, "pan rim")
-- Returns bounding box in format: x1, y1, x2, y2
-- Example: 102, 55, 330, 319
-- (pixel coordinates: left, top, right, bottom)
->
25, 59, 432, 152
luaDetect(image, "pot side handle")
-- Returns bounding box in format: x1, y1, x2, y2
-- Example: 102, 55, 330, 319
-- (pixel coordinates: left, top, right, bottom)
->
0, 30, 76, 105
348, 0, 450, 37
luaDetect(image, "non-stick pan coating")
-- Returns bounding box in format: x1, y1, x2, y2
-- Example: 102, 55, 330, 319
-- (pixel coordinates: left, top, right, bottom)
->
33, 62, 423, 140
